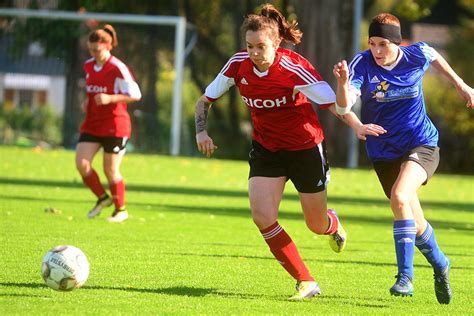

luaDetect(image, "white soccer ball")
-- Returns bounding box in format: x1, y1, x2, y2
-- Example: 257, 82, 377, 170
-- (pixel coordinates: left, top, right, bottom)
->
41, 245, 90, 291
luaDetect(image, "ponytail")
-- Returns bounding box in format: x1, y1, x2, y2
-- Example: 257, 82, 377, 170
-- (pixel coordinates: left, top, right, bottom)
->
260, 4, 302, 45
102, 24, 118, 48
242, 3, 302, 45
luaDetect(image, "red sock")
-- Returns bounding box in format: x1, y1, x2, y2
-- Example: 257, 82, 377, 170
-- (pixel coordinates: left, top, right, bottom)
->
109, 179, 125, 210
324, 209, 339, 235
260, 222, 313, 281
82, 169, 106, 198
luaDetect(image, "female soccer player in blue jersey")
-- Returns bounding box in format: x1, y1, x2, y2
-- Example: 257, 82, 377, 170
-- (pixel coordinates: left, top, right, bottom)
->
333, 13, 473, 304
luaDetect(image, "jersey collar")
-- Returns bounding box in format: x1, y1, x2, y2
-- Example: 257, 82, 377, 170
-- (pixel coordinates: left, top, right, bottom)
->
380, 48, 404, 71
93, 55, 113, 72
252, 50, 283, 78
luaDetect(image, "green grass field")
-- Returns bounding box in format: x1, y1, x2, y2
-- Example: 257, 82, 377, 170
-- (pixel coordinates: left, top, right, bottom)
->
0, 146, 473, 315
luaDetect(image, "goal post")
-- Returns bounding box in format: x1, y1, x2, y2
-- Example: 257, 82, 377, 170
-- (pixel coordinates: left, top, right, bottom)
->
0, 8, 186, 156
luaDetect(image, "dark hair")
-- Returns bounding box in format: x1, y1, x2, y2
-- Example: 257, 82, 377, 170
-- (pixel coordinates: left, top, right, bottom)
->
371, 13, 401, 27
241, 3, 302, 45
88, 24, 118, 48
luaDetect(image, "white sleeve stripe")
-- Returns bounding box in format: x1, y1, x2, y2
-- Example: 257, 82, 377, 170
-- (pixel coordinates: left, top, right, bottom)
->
280, 57, 318, 84
281, 56, 319, 83
348, 54, 363, 83
109, 56, 135, 82
220, 57, 247, 74
220, 53, 249, 74
233, 52, 249, 57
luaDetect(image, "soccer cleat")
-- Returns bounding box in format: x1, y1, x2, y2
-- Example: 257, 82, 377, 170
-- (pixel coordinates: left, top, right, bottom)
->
288, 280, 321, 300
389, 273, 414, 297
434, 258, 452, 304
87, 194, 113, 219
107, 209, 129, 223
328, 209, 347, 253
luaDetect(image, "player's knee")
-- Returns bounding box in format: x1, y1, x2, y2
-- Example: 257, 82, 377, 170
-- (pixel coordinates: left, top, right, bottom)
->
75, 158, 91, 175
251, 208, 276, 230
390, 188, 410, 209
104, 169, 121, 183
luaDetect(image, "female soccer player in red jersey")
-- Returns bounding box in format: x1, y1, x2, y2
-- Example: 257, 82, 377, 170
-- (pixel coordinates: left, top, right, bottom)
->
194, 4, 383, 300
76, 24, 141, 223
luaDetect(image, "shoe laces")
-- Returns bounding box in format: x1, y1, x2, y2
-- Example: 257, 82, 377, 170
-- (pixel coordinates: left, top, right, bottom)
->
332, 232, 344, 242
434, 272, 448, 283
394, 273, 411, 286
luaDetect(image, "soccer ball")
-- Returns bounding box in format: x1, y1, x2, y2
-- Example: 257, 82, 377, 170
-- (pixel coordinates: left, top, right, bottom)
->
41, 245, 90, 291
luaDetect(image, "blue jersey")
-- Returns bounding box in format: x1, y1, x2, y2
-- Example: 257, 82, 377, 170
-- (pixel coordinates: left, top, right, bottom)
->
348, 42, 439, 161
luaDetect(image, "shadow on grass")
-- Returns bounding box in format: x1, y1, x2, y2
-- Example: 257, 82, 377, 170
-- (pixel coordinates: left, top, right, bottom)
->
316, 295, 390, 308
0, 282, 283, 300
1, 197, 472, 233
0, 177, 472, 214
0, 282, 218, 297
160, 251, 474, 271
0, 282, 393, 305
84, 285, 218, 297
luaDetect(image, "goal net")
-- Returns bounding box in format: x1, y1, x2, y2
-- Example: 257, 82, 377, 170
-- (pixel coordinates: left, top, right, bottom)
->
0, 8, 187, 155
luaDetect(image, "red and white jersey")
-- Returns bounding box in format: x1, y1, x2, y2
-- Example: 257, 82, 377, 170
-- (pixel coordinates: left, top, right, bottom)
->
205, 48, 335, 151
80, 55, 141, 138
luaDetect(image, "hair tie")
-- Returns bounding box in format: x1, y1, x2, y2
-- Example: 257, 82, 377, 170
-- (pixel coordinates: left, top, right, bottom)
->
103, 28, 114, 39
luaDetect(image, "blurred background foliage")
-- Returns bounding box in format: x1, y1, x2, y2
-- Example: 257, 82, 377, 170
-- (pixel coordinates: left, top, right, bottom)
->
0, 0, 472, 173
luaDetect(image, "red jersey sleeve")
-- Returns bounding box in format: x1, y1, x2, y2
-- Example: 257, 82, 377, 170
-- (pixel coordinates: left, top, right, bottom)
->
204, 51, 248, 101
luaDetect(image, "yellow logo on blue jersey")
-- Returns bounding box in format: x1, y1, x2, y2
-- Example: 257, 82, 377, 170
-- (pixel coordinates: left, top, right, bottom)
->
372, 81, 390, 101
371, 80, 419, 102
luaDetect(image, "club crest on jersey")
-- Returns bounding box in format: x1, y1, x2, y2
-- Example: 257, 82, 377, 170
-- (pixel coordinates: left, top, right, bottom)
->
241, 96, 287, 108
371, 80, 419, 102
372, 81, 390, 101
86, 85, 107, 93
240, 77, 249, 85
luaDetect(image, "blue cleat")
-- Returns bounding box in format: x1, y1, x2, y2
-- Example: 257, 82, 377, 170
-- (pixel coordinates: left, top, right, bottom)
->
389, 273, 414, 297
434, 258, 452, 304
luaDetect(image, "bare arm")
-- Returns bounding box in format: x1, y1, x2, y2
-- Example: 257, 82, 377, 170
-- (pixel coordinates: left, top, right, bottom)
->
332, 60, 355, 114
95, 93, 140, 105
195, 95, 211, 133
327, 105, 386, 140
431, 52, 474, 108
195, 95, 218, 157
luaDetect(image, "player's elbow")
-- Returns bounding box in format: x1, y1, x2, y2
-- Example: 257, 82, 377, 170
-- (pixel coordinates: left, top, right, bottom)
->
335, 103, 352, 115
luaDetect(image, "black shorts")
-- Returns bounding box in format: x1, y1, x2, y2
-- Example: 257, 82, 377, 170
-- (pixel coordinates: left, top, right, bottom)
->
373, 145, 439, 199
78, 133, 128, 154
248, 140, 330, 193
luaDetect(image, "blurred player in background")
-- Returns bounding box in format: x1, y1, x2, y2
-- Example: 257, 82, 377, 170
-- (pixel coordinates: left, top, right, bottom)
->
333, 13, 473, 304
194, 3, 384, 300
76, 24, 141, 223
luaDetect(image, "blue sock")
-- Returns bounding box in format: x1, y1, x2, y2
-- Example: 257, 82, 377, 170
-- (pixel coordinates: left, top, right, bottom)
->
393, 220, 416, 280
415, 222, 448, 273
